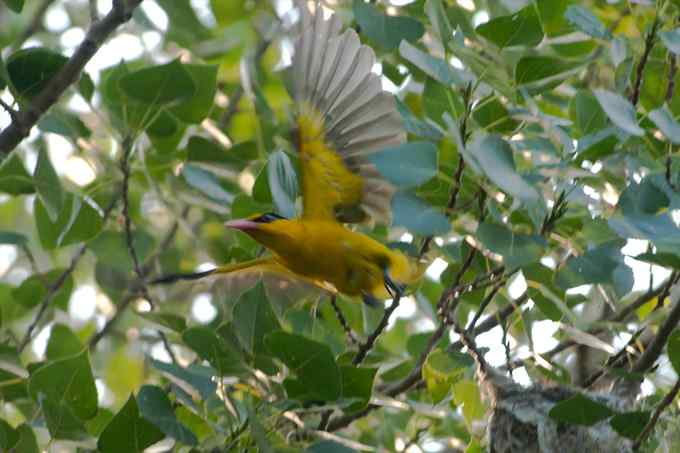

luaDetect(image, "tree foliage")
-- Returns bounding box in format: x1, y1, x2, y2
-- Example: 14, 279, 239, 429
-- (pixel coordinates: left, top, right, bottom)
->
0, 0, 680, 451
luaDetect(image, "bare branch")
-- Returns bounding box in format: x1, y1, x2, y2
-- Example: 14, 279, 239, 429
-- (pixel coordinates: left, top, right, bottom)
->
0, 0, 145, 157
329, 295, 357, 345
630, 18, 659, 106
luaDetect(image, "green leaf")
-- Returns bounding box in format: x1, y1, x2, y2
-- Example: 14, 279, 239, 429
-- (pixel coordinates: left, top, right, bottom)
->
467, 135, 540, 203
515, 56, 580, 90
339, 365, 377, 412
535, 0, 575, 37
148, 359, 217, 401
668, 330, 680, 375
78, 73, 95, 102
476, 5, 543, 48
6, 47, 68, 98
29, 350, 98, 420
40, 396, 88, 440
156, 0, 212, 47
476, 223, 546, 268
399, 40, 460, 85
0, 231, 27, 246
34, 194, 103, 249
34, 148, 64, 222
0, 418, 19, 450
137, 385, 198, 446
186, 136, 250, 164
423, 349, 469, 403
248, 408, 274, 453
0, 153, 34, 195
119, 59, 196, 105
608, 176, 680, 251
556, 241, 632, 295
564, 5, 611, 40
570, 90, 608, 137
610, 411, 650, 439
397, 98, 444, 140
182, 327, 246, 376
12, 268, 73, 310
548, 393, 613, 426
139, 312, 187, 332
169, 64, 218, 123
425, 0, 453, 48
265, 331, 341, 401
635, 252, 680, 271
527, 288, 562, 321
649, 104, 680, 144
472, 96, 518, 133
38, 109, 91, 140
593, 89, 643, 136
89, 230, 154, 273
182, 164, 233, 203
660, 28, 680, 54
2, 0, 23, 13
391, 191, 450, 236
46, 324, 83, 360
232, 282, 281, 356
353, 0, 424, 51
97, 395, 165, 453
369, 142, 437, 188
14, 424, 39, 453
267, 150, 298, 218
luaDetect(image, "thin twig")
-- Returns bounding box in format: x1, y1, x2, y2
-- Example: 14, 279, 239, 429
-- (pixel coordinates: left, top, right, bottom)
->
18, 197, 118, 352
0, 98, 17, 122
631, 278, 680, 374
158, 330, 178, 364
329, 295, 357, 345
630, 18, 659, 106
18, 244, 88, 352
632, 379, 680, 450
0, 0, 144, 157
465, 278, 505, 333
89, 215, 187, 349
667, 54, 677, 103
352, 293, 401, 366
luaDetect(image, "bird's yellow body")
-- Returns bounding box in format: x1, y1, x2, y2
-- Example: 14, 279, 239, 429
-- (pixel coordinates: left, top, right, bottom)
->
154, 3, 425, 303
236, 218, 420, 299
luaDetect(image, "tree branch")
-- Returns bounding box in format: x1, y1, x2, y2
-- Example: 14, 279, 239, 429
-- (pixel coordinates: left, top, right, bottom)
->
352, 293, 402, 366
632, 378, 680, 450
630, 18, 659, 106
0, 0, 144, 158
18, 196, 119, 352
329, 295, 357, 345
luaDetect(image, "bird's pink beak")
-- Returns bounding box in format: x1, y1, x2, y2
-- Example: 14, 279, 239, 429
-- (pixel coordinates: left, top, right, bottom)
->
224, 219, 259, 231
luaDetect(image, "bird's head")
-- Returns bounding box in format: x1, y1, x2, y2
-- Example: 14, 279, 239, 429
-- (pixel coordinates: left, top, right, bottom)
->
224, 212, 292, 248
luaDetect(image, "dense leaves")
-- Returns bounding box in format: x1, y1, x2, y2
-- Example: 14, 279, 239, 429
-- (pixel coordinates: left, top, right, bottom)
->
1, 0, 680, 451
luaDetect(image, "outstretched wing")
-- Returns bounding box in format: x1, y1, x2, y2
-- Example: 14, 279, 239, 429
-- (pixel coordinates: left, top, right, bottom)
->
293, 2, 405, 223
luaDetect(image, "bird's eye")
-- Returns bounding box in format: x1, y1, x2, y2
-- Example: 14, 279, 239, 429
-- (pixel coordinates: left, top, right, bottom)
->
253, 212, 287, 223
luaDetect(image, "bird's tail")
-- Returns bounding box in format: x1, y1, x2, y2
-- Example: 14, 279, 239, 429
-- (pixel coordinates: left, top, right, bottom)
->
150, 258, 274, 285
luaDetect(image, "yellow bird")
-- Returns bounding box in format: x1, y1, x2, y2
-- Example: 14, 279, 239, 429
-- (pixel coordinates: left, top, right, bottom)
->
155, 3, 423, 304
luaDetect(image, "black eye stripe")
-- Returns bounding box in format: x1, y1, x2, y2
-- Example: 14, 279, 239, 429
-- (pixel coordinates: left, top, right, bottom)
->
253, 212, 287, 223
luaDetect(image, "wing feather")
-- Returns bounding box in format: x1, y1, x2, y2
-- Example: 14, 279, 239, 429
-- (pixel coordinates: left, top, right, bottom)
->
294, 2, 405, 223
